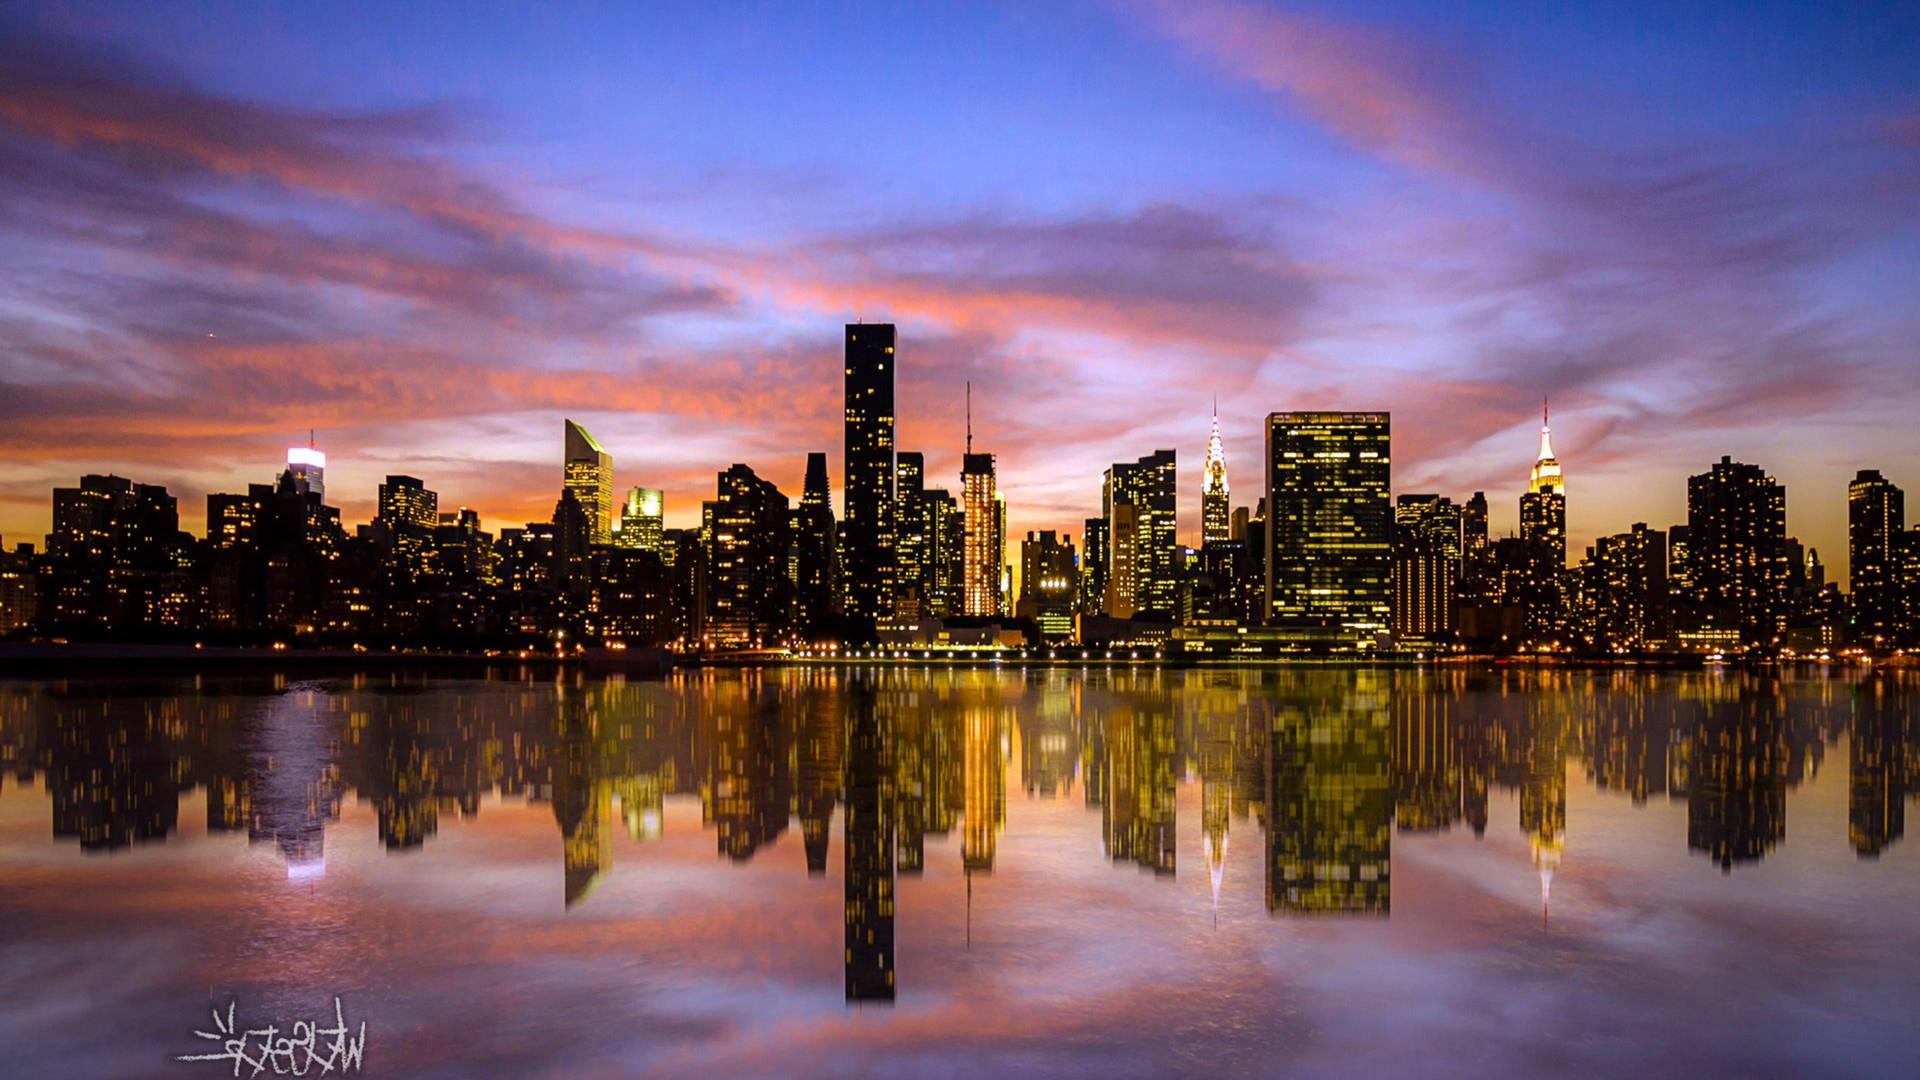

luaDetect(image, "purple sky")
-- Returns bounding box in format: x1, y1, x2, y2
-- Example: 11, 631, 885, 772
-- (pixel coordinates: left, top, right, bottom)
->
2, 1, 1916, 573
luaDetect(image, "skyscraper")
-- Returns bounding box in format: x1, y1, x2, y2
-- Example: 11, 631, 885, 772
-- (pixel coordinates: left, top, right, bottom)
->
563, 419, 613, 546
1587, 523, 1669, 651
962, 452, 999, 617
614, 487, 664, 553
377, 475, 437, 527
924, 487, 961, 617
843, 323, 896, 622
1518, 405, 1566, 642
1264, 412, 1391, 646
285, 442, 326, 502
1528, 402, 1563, 497
1391, 495, 1460, 645
711, 464, 791, 648
894, 452, 929, 617
1079, 515, 1109, 616
1017, 530, 1076, 640
1202, 408, 1229, 546
1104, 450, 1177, 619
1849, 470, 1904, 644
793, 453, 838, 634
1688, 456, 1787, 645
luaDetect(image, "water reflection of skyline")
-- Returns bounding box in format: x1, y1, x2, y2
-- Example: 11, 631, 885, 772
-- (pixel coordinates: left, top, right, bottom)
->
1, 668, 1914, 997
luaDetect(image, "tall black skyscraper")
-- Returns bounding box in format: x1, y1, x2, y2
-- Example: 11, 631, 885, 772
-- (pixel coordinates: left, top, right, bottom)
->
1849, 469, 1904, 644
843, 323, 896, 623
794, 452, 838, 634
711, 464, 791, 648
1688, 456, 1787, 646
894, 452, 930, 617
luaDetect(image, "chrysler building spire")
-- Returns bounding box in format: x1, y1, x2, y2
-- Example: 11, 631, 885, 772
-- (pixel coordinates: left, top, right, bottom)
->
1202, 399, 1230, 545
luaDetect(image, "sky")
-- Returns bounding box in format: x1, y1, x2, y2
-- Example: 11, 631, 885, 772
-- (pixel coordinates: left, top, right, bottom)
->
1, 0, 1916, 575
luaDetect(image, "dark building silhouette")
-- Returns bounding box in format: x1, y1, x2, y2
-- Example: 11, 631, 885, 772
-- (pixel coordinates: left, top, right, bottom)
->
893, 452, 930, 618
793, 452, 839, 636
711, 464, 791, 648
1079, 515, 1109, 616
1849, 470, 1904, 645
1584, 523, 1669, 651
1687, 457, 1787, 647
843, 323, 897, 623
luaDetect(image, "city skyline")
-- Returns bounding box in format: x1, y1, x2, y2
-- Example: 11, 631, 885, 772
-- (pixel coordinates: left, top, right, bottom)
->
3, 3, 1918, 579
3, 346, 1893, 590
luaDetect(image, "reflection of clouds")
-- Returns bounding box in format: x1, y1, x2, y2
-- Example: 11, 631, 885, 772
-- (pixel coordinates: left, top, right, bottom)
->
2, 671, 1919, 1075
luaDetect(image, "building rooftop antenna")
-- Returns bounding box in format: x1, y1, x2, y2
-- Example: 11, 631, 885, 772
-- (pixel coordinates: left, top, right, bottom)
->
966, 381, 973, 456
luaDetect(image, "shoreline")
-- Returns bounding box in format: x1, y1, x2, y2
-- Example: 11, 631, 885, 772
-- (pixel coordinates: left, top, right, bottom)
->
0, 641, 1899, 676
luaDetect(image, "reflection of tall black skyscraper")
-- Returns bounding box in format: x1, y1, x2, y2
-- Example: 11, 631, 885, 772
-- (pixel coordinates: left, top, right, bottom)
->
552, 696, 611, 908
1265, 680, 1392, 913
1850, 693, 1908, 857
1586, 686, 1676, 805
47, 697, 184, 850
844, 677, 895, 1003
373, 706, 440, 850
1687, 696, 1788, 871
710, 684, 790, 861
798, 681, 842, 876
843, 323, 896, 623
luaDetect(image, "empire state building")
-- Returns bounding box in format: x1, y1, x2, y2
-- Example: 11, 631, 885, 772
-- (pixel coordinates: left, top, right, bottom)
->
1529, 402, 1564, 496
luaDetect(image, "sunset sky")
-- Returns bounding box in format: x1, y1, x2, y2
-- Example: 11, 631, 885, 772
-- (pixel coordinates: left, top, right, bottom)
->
2, 1, 1916, 574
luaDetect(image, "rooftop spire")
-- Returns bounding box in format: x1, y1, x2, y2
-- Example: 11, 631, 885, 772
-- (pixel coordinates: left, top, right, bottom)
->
1530, 397, 1562, 495
966, 380, 972, 455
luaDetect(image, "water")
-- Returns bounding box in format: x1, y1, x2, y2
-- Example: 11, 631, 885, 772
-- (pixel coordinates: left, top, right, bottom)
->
0, 666, 1915, 1078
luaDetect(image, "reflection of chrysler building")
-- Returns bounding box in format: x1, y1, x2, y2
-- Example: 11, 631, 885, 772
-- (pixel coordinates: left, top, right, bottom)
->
1202, 402, 1230, 545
